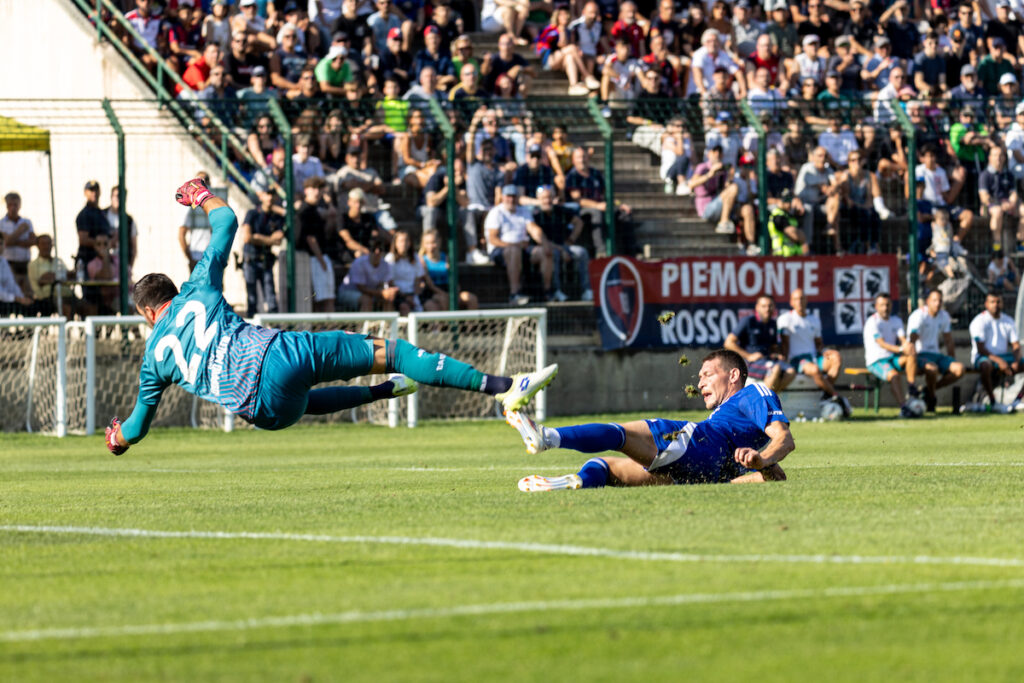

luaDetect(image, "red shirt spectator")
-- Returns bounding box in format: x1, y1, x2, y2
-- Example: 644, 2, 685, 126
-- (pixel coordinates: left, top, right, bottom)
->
748, 36, 781, 86
611, 20, 645, 58
179, 43, 221, 94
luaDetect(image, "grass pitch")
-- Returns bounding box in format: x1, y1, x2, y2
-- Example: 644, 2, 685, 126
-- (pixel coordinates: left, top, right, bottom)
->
3, 410, 1024, 682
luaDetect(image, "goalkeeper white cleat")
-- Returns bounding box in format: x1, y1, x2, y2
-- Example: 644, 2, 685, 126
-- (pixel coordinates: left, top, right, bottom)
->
504, 410, 547, 454
388, 374, 418, 397
518, 473, 582, 492
497, 364, 558, 412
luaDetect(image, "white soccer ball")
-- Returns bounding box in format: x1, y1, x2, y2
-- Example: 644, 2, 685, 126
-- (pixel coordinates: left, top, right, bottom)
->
819, 400, 844, 421
906, 397, 926, 417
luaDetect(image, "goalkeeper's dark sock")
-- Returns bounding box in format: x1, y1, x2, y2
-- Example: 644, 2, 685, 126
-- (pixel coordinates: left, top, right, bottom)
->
388, 339, 504, 393
370, 380, 394, 401
577, 458, 610, 488
555, 423, 626, 453
305, 386, 374, 415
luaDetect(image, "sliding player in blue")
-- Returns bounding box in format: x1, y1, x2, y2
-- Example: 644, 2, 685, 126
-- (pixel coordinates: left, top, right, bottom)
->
105, 178, 556, 455
505, 349, 793, 490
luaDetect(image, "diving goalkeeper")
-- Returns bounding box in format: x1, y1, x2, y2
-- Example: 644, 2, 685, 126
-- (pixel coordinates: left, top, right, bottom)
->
105, 178, 556, 455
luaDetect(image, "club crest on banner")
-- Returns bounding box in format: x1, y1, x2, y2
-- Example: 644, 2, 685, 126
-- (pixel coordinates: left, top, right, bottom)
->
599, 256, 644, 345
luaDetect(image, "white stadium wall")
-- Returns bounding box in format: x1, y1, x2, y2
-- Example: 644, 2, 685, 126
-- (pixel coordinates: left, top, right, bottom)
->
0, 0, 253, 307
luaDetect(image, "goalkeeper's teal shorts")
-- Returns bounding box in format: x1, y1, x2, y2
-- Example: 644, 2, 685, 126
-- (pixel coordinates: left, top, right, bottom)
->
251, 330, 375, 430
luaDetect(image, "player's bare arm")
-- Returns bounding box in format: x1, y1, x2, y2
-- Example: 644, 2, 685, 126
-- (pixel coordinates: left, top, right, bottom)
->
733, 420, 794, 471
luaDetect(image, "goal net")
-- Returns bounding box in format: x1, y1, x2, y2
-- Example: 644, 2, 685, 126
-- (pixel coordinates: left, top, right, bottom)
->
0, 318, 67, 436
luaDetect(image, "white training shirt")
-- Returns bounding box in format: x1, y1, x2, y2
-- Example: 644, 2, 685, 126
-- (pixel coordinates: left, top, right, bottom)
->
907, 307, 951, 354
687, 46, 740, 96
863, 312, 905, 366
0, 215, 34, 264
384, 253, 425, 294
484, 205, 533, 254
777, 309, 821, 361
969, 310, 1019, 364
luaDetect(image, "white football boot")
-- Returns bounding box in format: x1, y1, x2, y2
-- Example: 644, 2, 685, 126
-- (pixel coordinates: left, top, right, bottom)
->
504, 410, 547, 454
496, 364, 558, 412
517, 473, 582, 492
388, 374, 418, 397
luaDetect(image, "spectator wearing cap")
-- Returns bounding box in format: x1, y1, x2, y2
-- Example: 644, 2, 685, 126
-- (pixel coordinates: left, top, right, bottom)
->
945, 27, 974, 89
880, 0, 918, 62
514, 144, 557, 206
789, 34, 826, 88
480, 0, 531, 45
315, 44, 354, 96
689, 29, 746, 97
948, 63, 987, 116
978, 146, 1022, 248
532, 185, 591, 301
414, 26, 457, 90
1, 192, 36, 296
377, 27, 413, 91
795, 146, 842, 253
485, 185, 554, 306
224, 29, 267, 89
994, 73, 1020, 132
269, 23, 307, 91
482, 33, 534, 95
610, 2, 646, 60
75, 181, 112, 274
689, 143, 738, 236
1005, 103, 1024, 179
861, 35, 896, 91
827, 35, 864, 96
232, 0, 277, 54
240, 190, 284, 318
705, 110, 741, 167
978, 37, 1016, 95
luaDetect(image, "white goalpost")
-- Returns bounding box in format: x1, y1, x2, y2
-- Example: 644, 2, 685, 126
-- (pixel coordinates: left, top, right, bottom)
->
2, 308, 549, 436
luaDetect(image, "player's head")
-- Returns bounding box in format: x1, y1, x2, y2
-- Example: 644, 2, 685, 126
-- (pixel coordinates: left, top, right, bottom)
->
134, 273, 179, 326
789, 288, 806, 315
925, 288, 943, 315
698, 349, 747, 410
874, 292, 892, 319
754, 295, 775, 321
985, 292, 1003, 316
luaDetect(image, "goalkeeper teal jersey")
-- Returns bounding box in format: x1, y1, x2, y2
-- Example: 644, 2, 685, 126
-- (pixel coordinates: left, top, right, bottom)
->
121, 207, 279, 442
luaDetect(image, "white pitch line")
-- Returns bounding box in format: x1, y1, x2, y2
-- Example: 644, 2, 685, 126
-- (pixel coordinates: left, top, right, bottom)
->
3, 524, 1024, 569
3, 578, 1023, 644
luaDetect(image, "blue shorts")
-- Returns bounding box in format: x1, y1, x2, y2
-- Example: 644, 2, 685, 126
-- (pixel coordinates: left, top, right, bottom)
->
974, 352, 1017, 369
643, 418, 752, 485
253, 330, 375, 430
868, 356, 902, 381
918, 351, 955, 374
790, 353, 825, 371
701, 195, 724, 223
748, 358, 792, 381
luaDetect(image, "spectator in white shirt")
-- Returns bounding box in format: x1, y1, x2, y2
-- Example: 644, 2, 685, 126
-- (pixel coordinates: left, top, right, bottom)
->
689, 29, 746, 98
969, 293, 1023, 406
863, 292, 920, 411
0, 191, 35, 296
485, 184, 553, 305
292, 134, 326, 195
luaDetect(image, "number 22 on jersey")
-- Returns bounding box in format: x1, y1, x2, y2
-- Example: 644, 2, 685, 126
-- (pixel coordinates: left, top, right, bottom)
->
153, 301, 219, 385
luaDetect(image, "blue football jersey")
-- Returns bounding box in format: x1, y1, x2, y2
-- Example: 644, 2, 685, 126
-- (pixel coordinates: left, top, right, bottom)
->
123, 208, 279, 442
651, 384, 789, 484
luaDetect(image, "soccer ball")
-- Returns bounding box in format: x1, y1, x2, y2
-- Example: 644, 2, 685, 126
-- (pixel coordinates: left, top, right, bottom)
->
819, 400, 845, 421
905, 397, 926, 417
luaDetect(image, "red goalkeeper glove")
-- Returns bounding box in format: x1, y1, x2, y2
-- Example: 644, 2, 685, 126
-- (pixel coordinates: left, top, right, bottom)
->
105, 417, 128, 456
174, 177, 215, 210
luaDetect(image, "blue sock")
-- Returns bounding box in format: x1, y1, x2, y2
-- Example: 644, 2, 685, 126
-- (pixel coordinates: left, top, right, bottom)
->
577, 458, 610, 488
555, 423, 626, 453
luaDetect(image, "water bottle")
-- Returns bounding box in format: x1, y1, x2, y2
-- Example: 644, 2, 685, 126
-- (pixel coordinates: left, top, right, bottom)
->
54, 259, 67, 283
76, 260, 86, 283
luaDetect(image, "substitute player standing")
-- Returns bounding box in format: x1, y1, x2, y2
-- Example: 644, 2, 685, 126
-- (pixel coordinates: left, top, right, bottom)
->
506, 349, 794, 491
105, 179, 556, 454
907, 289, 965, 412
